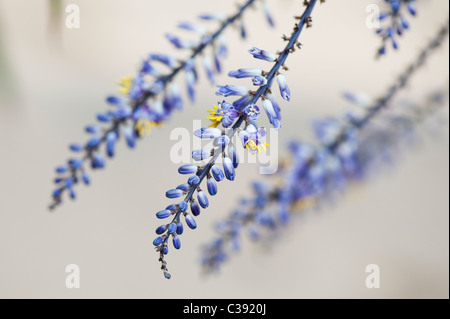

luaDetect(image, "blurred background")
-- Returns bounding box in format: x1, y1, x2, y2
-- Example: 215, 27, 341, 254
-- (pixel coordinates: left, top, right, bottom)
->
0, 0, 448, 298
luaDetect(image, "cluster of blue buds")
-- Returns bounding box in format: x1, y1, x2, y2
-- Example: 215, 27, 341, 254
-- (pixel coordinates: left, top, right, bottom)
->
153, 0, 322, 279
50, 0, 275, 210
200, 22, 449, 272
376, 0, 418, 55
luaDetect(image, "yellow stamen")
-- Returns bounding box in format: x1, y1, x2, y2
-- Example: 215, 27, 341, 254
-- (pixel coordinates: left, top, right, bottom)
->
135, 119, 161, 137
206, 104, 223, 128
118, 76, 134, 95
293, 197, 317, 210
245, 140, 270, 155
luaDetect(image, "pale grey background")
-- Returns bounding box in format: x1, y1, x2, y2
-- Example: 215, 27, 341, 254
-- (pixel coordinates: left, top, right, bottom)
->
0, 0, 448, 298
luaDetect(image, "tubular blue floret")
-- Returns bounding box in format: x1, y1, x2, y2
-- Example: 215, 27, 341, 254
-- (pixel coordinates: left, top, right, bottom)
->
192, 149, 213, 161
156, 210, 172, 219
168, 223, 177, 234
188, 175, 200, 186
223, 157, 236, 181
248, 47, 277, 62
276, 74, 291, 102
197, 191, 209, 209
185, 214, 197, 230
228, 68, 263, 79
172, 235, 181, 249
216, 85, 249, 97
190, 200, 201, 216
207, 178, 218, 196
178, 164, 199, 175
211, 165, 225, 182
50, 0, 263, 211
166, 189, 184, 199
194, 128, 222, 139
156, 225, 168, 234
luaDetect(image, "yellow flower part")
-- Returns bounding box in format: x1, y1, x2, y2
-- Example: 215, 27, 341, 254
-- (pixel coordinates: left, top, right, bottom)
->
118, 76, 134, 95
206, 105, 223, 128
245, 140, 270, 154
135, 119, 163, 137
292, 196, 317, 211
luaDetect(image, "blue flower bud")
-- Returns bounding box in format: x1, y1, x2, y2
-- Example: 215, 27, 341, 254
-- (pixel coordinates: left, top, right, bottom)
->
192, 149, 213, 161
190, 200, 201, 216
228, 68, 263, 79
156, 210, 172, 219
194, 128, 222, 139
106, 96, 122, 105
165, 204, 176, 211
68, 159, 83, 170
213, 135, 230, 148
408, 3, 417, 15
166, 189, 183, 199
188, 175, 200, 186
56, 165, 68, 174
248, 47, 277, 62
277, 74, 291, 102
177, 183, 191, 191
168, 223, 177, 234
86, 136, 102, 148
65, 177, 74, 188
176, 222, 184, 235
197, 191, 209, 209
53, 188, 62, 197
211, 165, 224, 182
106, 132, 117, 158
173, 235, 181, 249
185, 214, 197, 230
179, 201, 188, 212
91, 152, 105, 169
113, 107, 132, 119
156, 225, 168, 235
153, 236, 164, 246
223, 157, 235, 181
124, 125, 136, 149
85, 125, 102, 134
263, 99, 277, 119
177, 22, 207, 35
69, 143, 84, 152
178, 164, 198, 175
96, 113, 112, 123
185, 70, 196, 103
207, 178, 217, 196
228, 144, 239, 169
216, 85, 249, 97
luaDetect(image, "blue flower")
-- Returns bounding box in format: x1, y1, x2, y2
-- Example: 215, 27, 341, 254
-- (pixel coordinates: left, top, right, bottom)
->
239, 124, 268, 155
206, 101, 240, 128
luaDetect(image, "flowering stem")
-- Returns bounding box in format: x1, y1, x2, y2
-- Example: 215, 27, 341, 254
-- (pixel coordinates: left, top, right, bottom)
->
157, 0, 320, 278
81, 0, 258, 162
183, 0, 318, 204
50, 0, 259, 210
